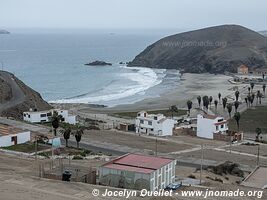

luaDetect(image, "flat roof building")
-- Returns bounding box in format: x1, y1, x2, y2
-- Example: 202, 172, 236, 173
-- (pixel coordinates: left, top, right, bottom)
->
0, 124, 31, 147
99, 154, 176, 191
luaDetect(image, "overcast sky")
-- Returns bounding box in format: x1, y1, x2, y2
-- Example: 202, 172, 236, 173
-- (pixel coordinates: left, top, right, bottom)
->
1, 0, 267, 31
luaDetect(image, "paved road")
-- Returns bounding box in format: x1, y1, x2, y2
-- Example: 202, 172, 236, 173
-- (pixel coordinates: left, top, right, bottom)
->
0, 71, 25, 112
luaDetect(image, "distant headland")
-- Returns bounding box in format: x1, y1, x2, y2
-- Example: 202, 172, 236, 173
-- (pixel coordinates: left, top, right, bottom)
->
0, 29, 10, 34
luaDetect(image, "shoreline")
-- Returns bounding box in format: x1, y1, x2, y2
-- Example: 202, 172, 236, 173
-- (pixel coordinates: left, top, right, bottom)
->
52, 73, 234, 113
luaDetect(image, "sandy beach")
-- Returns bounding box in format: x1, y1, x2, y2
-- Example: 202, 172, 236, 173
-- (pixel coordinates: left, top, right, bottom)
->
53, 73, 234, 113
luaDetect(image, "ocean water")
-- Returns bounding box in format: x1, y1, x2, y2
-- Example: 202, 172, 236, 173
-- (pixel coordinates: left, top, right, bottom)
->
0, 29, 182, 107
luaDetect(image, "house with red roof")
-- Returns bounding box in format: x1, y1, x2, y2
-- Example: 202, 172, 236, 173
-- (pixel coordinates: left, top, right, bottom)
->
99, 153, 176, 191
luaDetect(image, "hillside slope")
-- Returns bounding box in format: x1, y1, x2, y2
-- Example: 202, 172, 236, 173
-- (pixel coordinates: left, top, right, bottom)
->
0, 71, 51, 119
128, 25, 267, 73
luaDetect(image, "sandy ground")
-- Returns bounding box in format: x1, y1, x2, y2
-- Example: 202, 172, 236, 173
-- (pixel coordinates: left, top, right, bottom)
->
52, 73, 233, 113
0, 152, 266, 200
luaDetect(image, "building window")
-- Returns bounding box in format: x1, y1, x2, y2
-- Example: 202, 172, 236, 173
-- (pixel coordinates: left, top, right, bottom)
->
151, 129, 154, 132
216, 126, 219, 131
221, 124, 224, 129
154, 116, 157, 120
47, 112, 52, 117
140, 120, 144, 124
148, 121, 152, 125
40, 114, 46, 118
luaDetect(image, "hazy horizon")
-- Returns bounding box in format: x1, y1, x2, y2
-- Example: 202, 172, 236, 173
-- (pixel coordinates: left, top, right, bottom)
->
1, 0, 267, 31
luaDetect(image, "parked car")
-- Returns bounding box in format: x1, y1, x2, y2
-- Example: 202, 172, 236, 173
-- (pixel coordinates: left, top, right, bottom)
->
165, 182, 182, 190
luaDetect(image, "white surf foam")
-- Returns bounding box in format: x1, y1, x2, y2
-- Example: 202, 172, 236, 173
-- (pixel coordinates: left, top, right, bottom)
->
50, 66, 166, 105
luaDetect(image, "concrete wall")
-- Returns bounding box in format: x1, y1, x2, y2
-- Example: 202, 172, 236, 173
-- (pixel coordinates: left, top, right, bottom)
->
150, 160, 176, 191
0, 131, 31, 147
99, 160, 176, 191
99, 168, 151, 190
197, 115, 215, 139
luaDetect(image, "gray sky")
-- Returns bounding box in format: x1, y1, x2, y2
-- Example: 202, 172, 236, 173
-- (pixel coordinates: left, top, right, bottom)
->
1, 0, 267, 30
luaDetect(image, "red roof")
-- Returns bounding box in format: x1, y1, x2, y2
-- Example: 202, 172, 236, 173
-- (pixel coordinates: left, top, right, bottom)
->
203, 114, 217, 120
102, 154, 174, 174
104, 163, 154, 174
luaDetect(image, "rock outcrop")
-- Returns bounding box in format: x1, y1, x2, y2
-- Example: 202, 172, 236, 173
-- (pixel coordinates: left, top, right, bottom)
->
128, 25, 267, 73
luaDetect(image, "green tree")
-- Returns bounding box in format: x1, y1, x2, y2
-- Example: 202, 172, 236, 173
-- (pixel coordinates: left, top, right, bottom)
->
234, 101, 239, 112
169, 105, 178, 118
61, 128, 71, 147
234, 112, 241, 131
222, 98, 227, 110
245, 97, 248, 108
218, 93, 222, 103
202, 96, 209, 110
187, 100, 193, 116
51, 112, 60, 136
73, 128, 83, 148
209, 96, 213, 108
250, 82, 255, 91
227, 103, 233, 118
235, 91, 240, 101
214, 100, 218, 113
197, 96, 201, 108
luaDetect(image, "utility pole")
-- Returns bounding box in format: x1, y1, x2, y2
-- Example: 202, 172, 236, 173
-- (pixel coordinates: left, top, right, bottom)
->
155, 135, 158, 156
257, 144, 260, 166
200, 144, 204, 185
35, 135, 38, 161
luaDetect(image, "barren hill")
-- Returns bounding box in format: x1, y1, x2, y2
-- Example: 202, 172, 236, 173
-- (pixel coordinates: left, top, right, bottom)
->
0, 71, 51, 119
128, 25, 267, 73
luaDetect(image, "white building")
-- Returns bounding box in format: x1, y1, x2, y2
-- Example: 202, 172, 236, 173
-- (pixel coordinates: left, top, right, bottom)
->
135, 111, 175, 136
99, 154, 176, 191
23, 109, 77, 125
0, 124, 31, 147
197, 114, 228, 139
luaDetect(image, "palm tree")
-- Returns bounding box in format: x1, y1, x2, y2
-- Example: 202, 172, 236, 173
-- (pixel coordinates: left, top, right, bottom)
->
251, 93, 255, 106
62, 128, 71, 147
51, 112, 60, 136
263, 84, 266, 95
218, 93, 222, 103
169, 105, 178, 118
73, 128, 83, 149
250, 82, 255, 91
235, 91, 240, 101
227, 103, 233, 118
259, 93, 263, 104
255, 128, 262, 142
222, 98, 227, 110
234, 112, 241, 131
234, 101, 239, 112
187, 100, 193, 116
209, 96, 213, 109
202, 96, 209, 110
245, 97, 248, 108
197, 96, 201, 108
214, 100, 218, 113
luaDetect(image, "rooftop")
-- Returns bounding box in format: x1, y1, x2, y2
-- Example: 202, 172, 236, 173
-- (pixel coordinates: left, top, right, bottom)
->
102, 154, 174, 174
203, 114, 218, 120
0, 124, 27, 136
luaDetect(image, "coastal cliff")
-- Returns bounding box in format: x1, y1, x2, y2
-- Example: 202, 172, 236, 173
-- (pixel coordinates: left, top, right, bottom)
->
128, 25, 267, 73
0, 71, 51, 119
